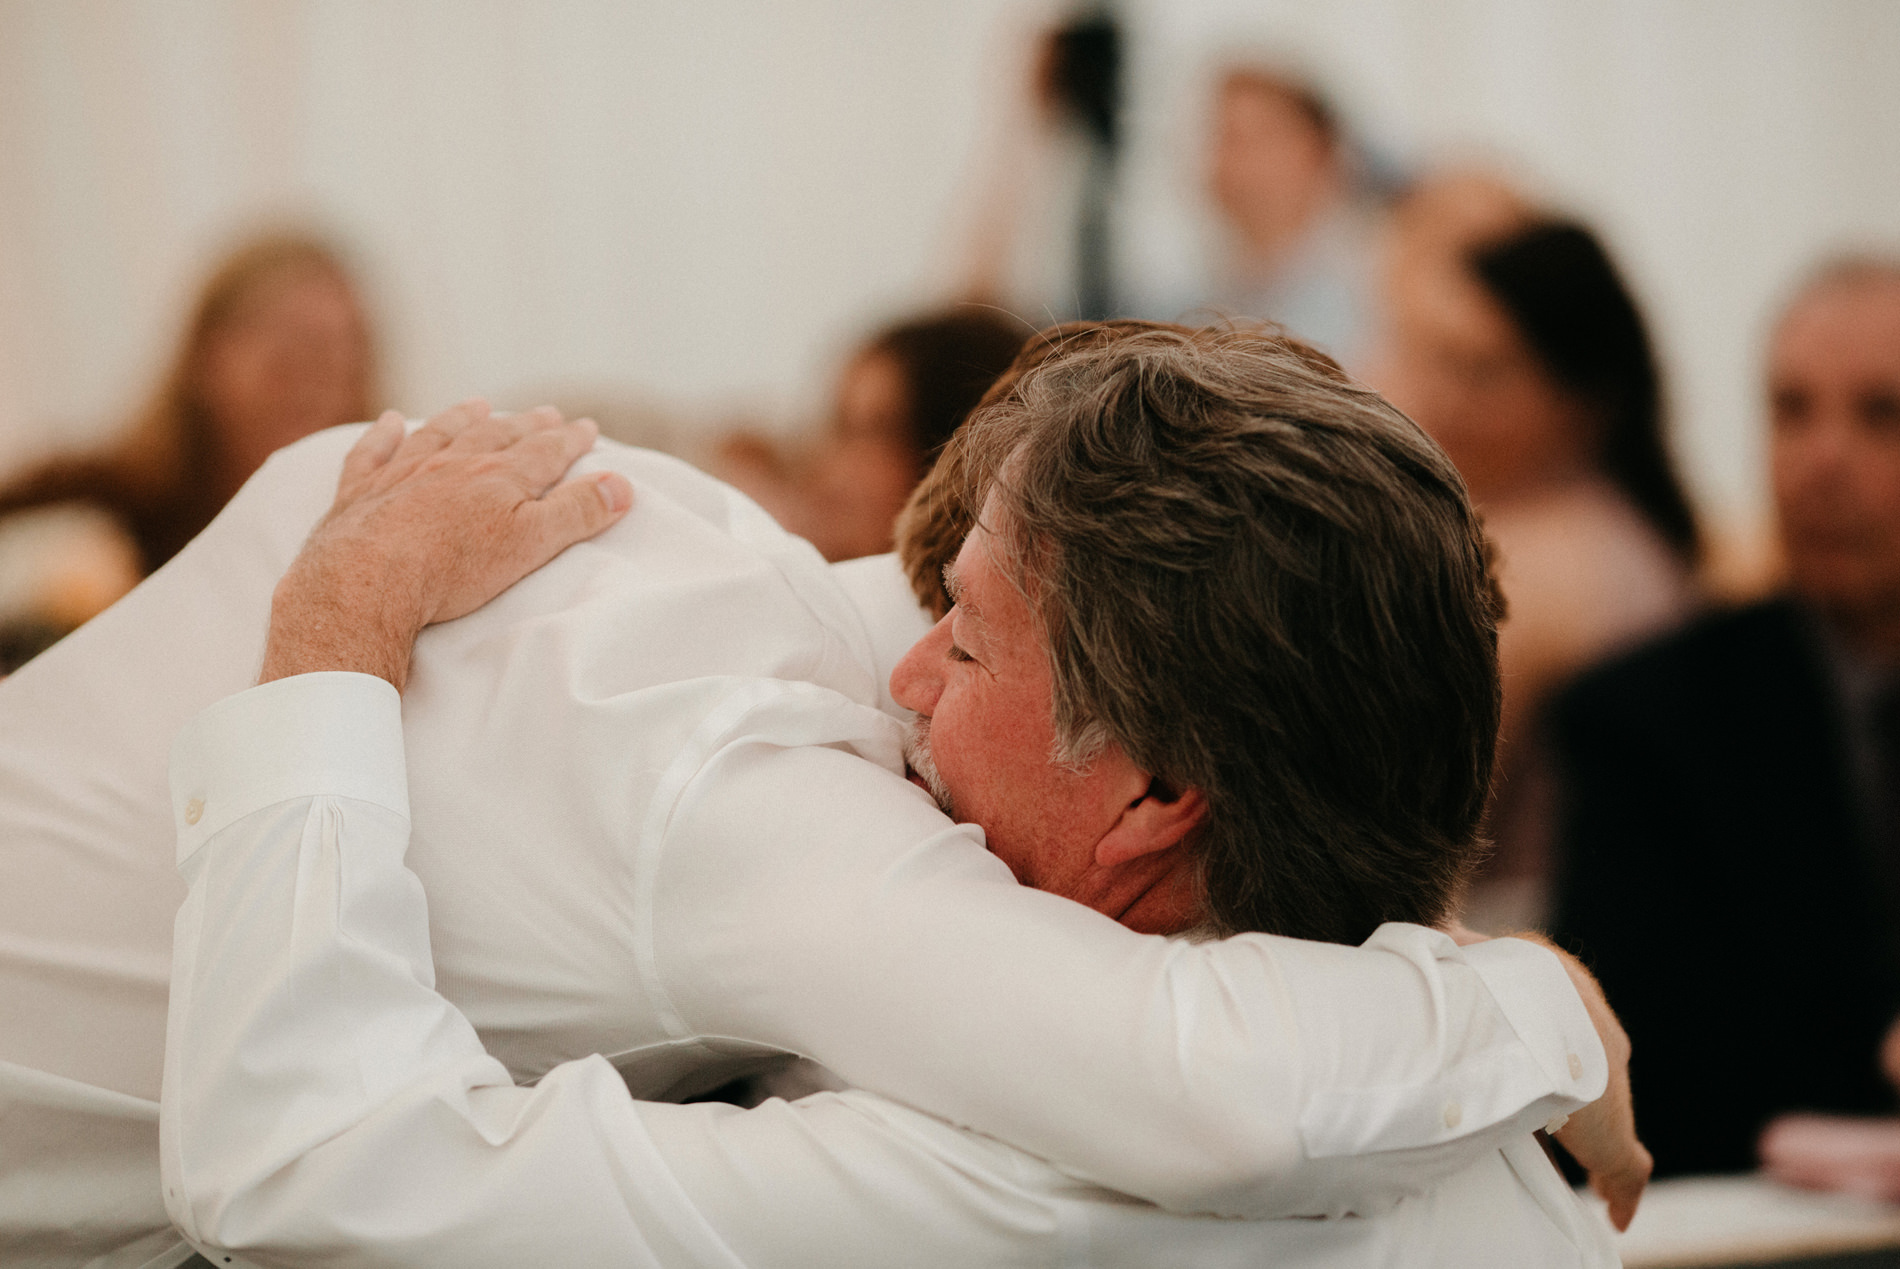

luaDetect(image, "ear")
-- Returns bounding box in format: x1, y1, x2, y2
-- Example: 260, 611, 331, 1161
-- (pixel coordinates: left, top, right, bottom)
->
1094, 780, 1209, 870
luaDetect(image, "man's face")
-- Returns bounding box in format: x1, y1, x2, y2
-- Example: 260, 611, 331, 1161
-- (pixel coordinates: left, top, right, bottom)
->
888, 512, 1135, 901
1770, 277, 1900, 631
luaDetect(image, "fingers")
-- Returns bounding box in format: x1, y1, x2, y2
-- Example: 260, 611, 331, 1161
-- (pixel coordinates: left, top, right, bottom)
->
383, 399, 568, 487
428, 398, 491, 441
337, 411, 408, 500
397, 398, 492, 466
1594, 1147, 1652, 1231
452, 404, 566, 456
357, 400, 597, 503
512, 472, 634, 572
501, 415, 601, 492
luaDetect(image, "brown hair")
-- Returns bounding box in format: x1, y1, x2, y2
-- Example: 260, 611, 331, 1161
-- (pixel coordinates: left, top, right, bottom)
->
1470, 219, 1700, 563
860, 308, 1030, 466
897, 320, 1158, 615
0, 233, 375, 572
902, 321, 1501, 944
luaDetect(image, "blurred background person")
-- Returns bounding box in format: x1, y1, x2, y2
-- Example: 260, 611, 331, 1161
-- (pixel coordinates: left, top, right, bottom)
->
0, 232, 376, 578
1378, 168, 1536, 314
956, 18, 1391, 373
0, 232, 377, 671
714, 307, 1027, 562
959, 8, 1128, 323
1372, 205, 1701, 932
1551, 257, 1900, 1178
1196, 61, 1389, 369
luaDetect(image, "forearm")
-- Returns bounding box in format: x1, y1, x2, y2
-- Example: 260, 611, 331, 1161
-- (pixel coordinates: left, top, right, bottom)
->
163, 676, 722, 1265
258, 556, 425, 689
161, 677, 1151, 1267
661, 739, 1608, 1219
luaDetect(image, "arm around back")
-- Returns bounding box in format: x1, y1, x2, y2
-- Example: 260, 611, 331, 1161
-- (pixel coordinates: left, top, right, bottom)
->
164, 675, 1609, 1261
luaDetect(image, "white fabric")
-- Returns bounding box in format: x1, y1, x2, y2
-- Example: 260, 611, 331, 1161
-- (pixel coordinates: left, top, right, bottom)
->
821, 551, 934, 716
0, 424, 1609, 1265
163, 670, 1616, 1267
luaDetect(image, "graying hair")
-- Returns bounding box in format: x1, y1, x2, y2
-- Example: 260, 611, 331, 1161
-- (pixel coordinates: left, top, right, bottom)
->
941, 322, 1502, 944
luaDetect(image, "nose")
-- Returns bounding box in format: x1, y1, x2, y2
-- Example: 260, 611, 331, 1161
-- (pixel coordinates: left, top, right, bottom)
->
1775, 408, 1855, 505
889, 612, 951, 716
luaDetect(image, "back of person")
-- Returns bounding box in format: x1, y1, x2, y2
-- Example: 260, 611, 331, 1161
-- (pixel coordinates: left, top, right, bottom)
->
0, 423, 888, 1263
1551, 599, 1900, 1174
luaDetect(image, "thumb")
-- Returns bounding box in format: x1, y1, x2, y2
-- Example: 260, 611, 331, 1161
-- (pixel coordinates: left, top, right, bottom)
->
1591, 1141, 1652, 1232
518, 472, 633, 566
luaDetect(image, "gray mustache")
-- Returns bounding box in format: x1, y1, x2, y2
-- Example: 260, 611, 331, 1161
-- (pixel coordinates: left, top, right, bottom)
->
903, 716, 955, 818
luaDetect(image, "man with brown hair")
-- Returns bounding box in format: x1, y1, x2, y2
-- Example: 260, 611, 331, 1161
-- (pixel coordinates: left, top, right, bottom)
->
894, 321, 1498, 946
7, 324, 1633, 1264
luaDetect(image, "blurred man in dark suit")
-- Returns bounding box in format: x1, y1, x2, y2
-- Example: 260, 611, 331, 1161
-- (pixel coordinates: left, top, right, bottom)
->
1552, 257, 1900, 1177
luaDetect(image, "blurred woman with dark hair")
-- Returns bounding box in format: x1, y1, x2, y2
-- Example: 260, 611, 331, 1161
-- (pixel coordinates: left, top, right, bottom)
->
0, 232, 377, 577
1375, 211, 1700, 929
717, 307, 1027, 562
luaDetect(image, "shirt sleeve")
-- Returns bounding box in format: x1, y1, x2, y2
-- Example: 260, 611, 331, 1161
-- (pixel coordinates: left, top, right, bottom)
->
653, 721, 1605, 1219
160, 673, 741, 1265
163, 673, 1606, 1261
156, 674, 1178, 1266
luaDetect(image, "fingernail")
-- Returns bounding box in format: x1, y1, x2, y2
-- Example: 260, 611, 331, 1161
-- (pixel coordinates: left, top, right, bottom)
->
596, 474, 630, 512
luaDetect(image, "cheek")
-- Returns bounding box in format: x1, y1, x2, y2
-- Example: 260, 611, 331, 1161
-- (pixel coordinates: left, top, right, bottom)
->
929, 680, 1000, 794
932, 677, 1037, 809
1510, 383, 1578, 454
1769, 432, 1809, 502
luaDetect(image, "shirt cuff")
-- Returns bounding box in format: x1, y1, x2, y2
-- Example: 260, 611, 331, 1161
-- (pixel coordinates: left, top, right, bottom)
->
1462, 935, 1608, 1113
170, 671, 408, 863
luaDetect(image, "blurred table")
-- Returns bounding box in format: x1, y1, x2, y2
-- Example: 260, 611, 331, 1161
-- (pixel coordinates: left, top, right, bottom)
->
1579, 1174, 1900, 1267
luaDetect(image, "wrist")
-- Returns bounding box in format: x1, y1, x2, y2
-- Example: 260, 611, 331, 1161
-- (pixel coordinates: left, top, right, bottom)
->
260, 552, 426, 691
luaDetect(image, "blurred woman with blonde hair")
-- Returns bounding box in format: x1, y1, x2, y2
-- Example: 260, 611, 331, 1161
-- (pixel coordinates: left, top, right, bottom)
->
0, 232, 377, 576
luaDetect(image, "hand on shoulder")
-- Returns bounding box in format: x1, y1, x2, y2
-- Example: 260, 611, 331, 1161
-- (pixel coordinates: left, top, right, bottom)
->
260, 401, 633, 690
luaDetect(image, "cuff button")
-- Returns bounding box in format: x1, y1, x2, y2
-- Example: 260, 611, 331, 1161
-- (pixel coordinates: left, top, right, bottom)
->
1442, 1101, 1462, 1130
1567, 1052, 1585, 1081
183, 798, 204, 826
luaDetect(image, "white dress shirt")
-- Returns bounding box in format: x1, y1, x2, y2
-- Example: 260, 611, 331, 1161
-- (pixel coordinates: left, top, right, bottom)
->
166, 671, 1617, 1266
2, 425, 1610, 1266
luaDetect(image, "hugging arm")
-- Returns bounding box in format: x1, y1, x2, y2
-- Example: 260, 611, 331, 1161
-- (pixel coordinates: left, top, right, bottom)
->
164, 675, 1603, 1263
162, 677, 1059, 1267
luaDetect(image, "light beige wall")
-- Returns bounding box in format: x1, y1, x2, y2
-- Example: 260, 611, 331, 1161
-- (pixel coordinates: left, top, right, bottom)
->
0, 0, 1029, 465
2, 0, 1896, 540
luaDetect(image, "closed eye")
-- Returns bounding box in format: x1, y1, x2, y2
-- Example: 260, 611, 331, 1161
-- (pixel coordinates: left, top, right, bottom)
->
946, 641, 975, 663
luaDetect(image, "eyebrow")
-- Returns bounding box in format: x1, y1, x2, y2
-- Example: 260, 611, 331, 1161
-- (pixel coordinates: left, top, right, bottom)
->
942, 562, 981, 627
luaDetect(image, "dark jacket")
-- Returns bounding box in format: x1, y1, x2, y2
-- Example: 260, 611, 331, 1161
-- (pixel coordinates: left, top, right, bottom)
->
1549, 597, 1900, 1176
